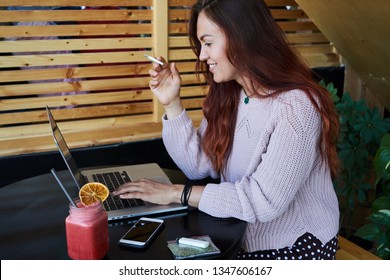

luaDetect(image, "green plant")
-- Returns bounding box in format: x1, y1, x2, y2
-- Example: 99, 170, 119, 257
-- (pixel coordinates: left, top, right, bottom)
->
355, 133, 390, 259
320, 81, 390, 236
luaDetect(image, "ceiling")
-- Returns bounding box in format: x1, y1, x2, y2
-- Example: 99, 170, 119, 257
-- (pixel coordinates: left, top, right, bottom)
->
296, 0, 390, 110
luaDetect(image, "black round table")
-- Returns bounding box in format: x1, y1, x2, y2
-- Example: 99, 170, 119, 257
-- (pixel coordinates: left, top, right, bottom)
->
0, 169, 246, 260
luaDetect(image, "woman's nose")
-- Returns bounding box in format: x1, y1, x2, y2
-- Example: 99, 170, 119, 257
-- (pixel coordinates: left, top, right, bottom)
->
199, 47, 208, 61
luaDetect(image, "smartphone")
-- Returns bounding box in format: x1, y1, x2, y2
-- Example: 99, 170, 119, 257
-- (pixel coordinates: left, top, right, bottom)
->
118, 217, 164, 248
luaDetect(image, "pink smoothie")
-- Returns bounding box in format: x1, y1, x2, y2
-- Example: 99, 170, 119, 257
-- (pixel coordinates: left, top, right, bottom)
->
65, 201, 109, 260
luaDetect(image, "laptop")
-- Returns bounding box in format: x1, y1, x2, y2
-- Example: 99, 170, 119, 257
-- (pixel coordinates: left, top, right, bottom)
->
46, 106, 188, 221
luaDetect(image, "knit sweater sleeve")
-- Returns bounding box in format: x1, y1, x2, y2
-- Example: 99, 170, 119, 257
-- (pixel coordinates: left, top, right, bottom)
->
162, 110, 219, 180
198, 93, 323, 223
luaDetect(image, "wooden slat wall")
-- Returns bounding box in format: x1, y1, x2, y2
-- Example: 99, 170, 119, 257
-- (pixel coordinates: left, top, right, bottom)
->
0, 0, 340, 157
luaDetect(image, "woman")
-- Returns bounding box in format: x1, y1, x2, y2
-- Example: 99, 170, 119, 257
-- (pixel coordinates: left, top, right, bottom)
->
113, 0, 340, 260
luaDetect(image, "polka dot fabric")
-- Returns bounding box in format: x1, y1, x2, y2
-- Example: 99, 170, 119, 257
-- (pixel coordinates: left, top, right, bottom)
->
235, 233, 338, 260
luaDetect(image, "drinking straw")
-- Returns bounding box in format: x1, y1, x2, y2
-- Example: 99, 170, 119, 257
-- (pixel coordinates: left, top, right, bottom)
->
51, 168, 77, 208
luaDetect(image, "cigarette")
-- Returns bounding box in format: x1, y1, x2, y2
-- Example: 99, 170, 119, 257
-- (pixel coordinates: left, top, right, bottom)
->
144, 54, 164, 66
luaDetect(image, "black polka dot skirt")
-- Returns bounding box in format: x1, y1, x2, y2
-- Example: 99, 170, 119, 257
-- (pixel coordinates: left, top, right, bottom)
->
235, 233, 338, 260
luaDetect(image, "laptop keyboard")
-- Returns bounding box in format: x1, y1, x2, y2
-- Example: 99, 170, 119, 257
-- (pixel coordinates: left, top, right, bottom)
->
91, 171, 145, 211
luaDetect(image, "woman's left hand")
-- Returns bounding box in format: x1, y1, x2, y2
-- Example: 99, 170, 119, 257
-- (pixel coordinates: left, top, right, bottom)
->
112, 178, 182, 205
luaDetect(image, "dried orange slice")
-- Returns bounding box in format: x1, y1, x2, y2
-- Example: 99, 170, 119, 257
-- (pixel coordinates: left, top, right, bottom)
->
79, 182, 109, 206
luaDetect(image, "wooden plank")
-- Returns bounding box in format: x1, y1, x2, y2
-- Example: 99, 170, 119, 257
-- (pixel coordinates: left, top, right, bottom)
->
173, 61, 198, 73
265, 0, 298, 6
0, 38, 152, 53
180, 85, 208, 98
169, 48, 196, 60
0, 114, 154, 140
169, 0, 194, 6
294, 44, 335, 55
0, 50, 151, 68
0, 0, 152, 6
299, 53, 340, 68
0, 64, 150, 83
0, 89, 153, 111
0, 103, 153, 125
169, 21, 318, 34
277, 21, 318, 32
286, 33, 329, 44
0, 76, 151, 97
169, 8, 308, 21
180, 73, 206, 85
0, 23, 152, 38
182, 97, 204, 109
0, 61, 196, 83
152, 0, 169, 122
169, 35, 190, 47
0, 9, 152, 23
168, 0, 298, 7
271, 9, 307, 19
0, 73, 202, 98
336, 236, 381, 260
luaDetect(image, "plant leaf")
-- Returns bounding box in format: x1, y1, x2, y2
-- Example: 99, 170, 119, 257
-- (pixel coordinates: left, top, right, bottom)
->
372, 196, 390, 212
377, 231, 389, 247
355, 223, 382, 241
375, 134, 390, 180
377, 241, 390, 260
380, 134, 390, 147
368, 209, 390, 225
357, 189, 367, 203
382, 179, 390, 195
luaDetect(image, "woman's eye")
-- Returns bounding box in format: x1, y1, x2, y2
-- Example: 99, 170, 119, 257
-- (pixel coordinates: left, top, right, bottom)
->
204, 42, 212, 47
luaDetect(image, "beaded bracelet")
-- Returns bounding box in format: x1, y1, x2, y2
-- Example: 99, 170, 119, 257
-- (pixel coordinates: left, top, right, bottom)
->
181, 181, 193, 206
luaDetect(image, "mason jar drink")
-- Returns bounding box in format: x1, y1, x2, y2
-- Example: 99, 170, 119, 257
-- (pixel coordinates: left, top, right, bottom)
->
65, 199, 109, 260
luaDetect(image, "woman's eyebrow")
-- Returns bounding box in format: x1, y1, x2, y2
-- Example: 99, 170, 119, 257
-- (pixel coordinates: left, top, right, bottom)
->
199, 34, 212, 41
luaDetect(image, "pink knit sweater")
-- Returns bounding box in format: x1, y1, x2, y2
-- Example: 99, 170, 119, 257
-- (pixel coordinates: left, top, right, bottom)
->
162, 89, 340, 252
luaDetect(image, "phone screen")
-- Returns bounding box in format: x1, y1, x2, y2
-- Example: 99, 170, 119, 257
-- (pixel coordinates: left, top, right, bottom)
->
122, 219, 162, 242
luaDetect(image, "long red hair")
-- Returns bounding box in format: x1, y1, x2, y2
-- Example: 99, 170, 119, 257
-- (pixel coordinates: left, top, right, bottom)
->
189, 0, 340, 178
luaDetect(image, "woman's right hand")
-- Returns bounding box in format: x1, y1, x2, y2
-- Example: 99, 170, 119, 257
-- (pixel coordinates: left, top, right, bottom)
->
148, 57, 183, 119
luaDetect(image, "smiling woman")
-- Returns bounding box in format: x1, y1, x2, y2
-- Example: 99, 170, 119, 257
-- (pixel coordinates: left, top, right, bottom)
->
113, 0, 342, 260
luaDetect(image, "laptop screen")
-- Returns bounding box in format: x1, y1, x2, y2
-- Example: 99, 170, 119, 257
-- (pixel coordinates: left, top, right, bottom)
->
46, 106, 84, 189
